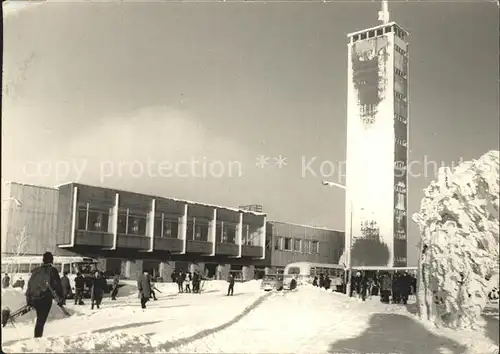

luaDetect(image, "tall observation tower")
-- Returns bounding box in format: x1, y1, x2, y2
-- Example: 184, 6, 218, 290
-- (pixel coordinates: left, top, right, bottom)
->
345, 1, 409, 268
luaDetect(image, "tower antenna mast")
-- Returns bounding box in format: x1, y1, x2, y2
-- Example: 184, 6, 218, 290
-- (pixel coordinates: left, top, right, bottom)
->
378, 0, 390, 25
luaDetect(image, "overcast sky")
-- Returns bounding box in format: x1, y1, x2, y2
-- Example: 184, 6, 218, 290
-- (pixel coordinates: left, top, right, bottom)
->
2, 0, 499, 266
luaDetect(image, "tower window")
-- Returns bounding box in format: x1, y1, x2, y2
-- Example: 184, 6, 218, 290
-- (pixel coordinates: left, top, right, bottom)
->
385, 26, 392, 33
368, 30, 375, 38
376, 29, 383, 36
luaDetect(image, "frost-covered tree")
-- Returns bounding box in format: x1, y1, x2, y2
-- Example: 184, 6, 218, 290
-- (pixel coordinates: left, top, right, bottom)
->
7, 227, 28, 275
412, 150, 499, 329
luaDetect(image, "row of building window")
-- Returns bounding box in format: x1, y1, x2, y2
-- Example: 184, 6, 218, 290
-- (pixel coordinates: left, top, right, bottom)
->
394, 97, 408, 119
395, 209, 407, 217
394, 184, 407, 194
396, 137, 407, 147
77, 205, 260, 245
274, 236, 320, 254
395, 44, 407, 57
395, 230, 407, 240
395, 192, 406, 211
359, 103, 377, 116
395, 91, 407, 102
395, 114, 407, 124
351, 25, 407, 43
395, 68, 407, 79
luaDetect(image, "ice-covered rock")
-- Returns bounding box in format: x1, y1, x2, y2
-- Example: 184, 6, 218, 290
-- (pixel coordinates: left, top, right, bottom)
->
412, 150, 499, 329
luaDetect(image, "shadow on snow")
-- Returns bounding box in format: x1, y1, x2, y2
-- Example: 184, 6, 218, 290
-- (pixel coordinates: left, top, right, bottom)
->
329, 313, 468, 354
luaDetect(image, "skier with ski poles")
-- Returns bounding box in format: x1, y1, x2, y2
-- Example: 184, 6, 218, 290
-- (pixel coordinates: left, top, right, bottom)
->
25, 252, 65, 338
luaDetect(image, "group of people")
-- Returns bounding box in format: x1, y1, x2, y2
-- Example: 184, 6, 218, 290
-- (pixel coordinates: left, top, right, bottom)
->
312, 273, 333, 290
2, 273, 25, 290
350, 271, 416, 304
59, 270, 117, 309
7, 252, 123, 339
171, 270, 204, 294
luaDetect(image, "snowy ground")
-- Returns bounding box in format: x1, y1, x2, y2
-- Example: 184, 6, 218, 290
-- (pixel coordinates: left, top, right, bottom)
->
2, 281, 498, 354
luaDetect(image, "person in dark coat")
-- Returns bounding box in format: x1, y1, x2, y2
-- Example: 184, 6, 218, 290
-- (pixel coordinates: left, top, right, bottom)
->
25, 252, 64, 338
90, 271, 106, 309
74, 272, 85, 305
379, 273, 392, 304
137, 270, 152, 309
171, 271, 177, 284
60, 271, 72, 304
352, 272, 363, 298
110, 274, 120, 300
177, 271, 184, 293
148, 272, 158, 301
227, 273, 235, 296
312, 276, 318, 287
360, 274, 370, 302
392, 272, 401, 304
12, 277, 25, 290
324, 275, 331, 290
192, 272, 200, 293
2, 273, 10, 288
399, 272, 412, 305
319, 273, 325, 288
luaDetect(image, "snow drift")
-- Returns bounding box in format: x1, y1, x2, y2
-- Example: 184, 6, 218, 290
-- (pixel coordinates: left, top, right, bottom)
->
413, 150, 499, 329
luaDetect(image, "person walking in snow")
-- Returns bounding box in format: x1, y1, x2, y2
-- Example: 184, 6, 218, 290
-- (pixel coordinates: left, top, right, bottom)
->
74, 272, 85, 305
148, 272, 158, 301
324, 275, 331, 290
192, 272, 200, 293
312, 276, 318, 287
60, 271, 72, 304
90, 271, 106, 309
379, 273, 392, 304
399, 272, 412, 305
110, 273, 120, 300
227, 273, 235, 296
392, 272, 402, 304
184, 272, 192, 293
137, 270, 152, 309
360, 274, 370, 302
25, 252, 64, 338
2, 273, 11, 288
319, 273, 325, 288
177, 271, 184, 293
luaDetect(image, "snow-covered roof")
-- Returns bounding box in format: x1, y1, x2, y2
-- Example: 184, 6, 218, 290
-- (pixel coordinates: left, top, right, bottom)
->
268, 220, 344, 233
6, 181, 58, 191
55, 182, 266, 216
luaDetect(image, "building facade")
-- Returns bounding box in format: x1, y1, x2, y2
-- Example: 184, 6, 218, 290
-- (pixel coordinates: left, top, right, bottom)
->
1, 182, 64, 256
254, 221, 345, 274
345, 21, 409, 267
55, 182, 267, 280
2, 182, 345, 280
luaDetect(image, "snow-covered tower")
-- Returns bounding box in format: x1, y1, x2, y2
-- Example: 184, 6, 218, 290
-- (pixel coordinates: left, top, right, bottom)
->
345, 1, 409, 267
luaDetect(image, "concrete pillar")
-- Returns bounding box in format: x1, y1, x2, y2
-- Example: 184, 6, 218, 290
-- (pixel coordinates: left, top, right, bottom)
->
242, 265, 255, 281
258, 216, 266, 259
159, 262, 174, 282
216, 264, 230, 280
179, 203, 188, 254
209, 208, 216, 256
190, 262, 205, 275
147, 199, 156, 252
123, 260, 143, 280
236, 212, 243, 257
